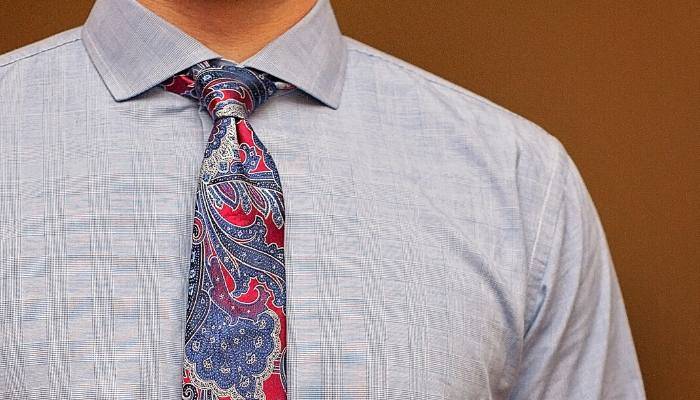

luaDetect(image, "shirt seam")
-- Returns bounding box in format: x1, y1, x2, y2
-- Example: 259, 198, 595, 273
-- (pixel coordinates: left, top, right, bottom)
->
526, 155, 561, 283
524, 148, 571, 334
506, 147, 569, 399
0, 37, 81, 69
346, 44, 542, 131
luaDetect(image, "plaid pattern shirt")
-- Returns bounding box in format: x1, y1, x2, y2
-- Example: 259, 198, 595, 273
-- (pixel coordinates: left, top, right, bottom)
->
0, 0, 644, 398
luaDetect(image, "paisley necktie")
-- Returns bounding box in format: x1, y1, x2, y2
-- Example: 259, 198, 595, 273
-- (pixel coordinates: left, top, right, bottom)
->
160, 59, 293, 400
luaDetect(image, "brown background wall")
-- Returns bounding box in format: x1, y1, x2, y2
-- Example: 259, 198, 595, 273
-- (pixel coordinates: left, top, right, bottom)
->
1, 1, 697, 398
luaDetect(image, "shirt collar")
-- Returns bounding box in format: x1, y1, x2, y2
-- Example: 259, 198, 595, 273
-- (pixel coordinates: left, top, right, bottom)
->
81, 0, 346, 109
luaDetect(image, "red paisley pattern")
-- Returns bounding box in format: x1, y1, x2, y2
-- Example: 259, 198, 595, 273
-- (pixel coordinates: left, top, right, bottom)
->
160, 60, 293, 400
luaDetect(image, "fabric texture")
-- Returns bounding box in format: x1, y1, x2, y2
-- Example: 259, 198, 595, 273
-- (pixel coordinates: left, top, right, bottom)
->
160, 60, 294, 399
0, 0, 645, 398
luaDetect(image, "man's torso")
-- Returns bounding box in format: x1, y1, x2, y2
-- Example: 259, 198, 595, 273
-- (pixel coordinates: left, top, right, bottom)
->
0, 25, 566, 399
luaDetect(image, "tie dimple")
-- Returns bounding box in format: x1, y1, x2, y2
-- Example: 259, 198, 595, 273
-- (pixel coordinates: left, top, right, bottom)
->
191, 59, 278, 120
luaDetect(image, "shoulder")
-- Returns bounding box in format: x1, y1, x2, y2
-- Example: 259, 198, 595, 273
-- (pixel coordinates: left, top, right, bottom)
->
0, 27, 84, 87
0, 27, 82, 68
343, 36, 580, 268
343, 35, 569, 183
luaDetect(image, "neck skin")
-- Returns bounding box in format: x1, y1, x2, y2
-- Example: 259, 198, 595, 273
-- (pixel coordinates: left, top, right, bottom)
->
137, 0, 317, 62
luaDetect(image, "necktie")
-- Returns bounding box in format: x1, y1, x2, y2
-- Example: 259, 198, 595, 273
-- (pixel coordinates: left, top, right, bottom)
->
160, 59, 293, 400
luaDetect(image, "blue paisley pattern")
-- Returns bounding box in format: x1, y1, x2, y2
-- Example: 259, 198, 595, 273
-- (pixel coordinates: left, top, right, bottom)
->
161, 59, 293, 400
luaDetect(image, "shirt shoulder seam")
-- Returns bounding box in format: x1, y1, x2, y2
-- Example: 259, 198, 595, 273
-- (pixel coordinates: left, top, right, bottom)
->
0, 35, 81, 69
344, 38, 541, 130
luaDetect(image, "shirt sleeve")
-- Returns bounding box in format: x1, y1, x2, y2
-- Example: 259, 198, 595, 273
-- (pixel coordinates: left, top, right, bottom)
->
509, 151, 646, 399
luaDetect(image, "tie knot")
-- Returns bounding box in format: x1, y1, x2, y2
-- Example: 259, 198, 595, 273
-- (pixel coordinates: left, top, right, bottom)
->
161, 59, 294, 120
194, 60, 277, 120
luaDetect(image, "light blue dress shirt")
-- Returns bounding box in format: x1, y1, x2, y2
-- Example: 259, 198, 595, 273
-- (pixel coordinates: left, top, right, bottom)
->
0, 0, 645, 398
